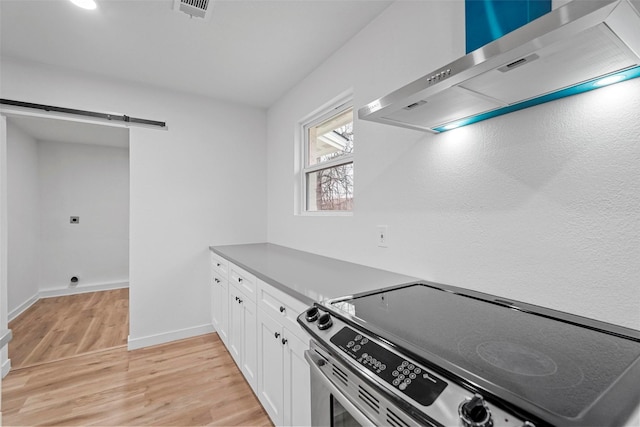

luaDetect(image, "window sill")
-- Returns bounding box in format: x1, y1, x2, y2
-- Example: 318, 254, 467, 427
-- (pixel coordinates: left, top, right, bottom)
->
298, 211, 353, 217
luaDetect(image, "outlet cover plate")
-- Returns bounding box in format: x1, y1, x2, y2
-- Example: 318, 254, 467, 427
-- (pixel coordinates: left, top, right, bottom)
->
377, 225, 388, 247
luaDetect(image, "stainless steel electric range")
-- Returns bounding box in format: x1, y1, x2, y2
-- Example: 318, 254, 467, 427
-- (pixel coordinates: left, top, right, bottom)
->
297, 281, 640, 427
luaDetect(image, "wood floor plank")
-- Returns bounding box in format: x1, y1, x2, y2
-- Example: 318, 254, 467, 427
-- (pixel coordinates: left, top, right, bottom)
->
3, 290, 273, 426
3, 335, 273, 426
8, 288, 129, 368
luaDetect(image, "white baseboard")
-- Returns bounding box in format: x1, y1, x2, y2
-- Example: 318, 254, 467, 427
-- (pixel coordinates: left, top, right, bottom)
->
39, 281, 129, 299
8, 293, 39, 322
8, 282, 129, 322
2, 358, 11, 378
127, 323, 215, 351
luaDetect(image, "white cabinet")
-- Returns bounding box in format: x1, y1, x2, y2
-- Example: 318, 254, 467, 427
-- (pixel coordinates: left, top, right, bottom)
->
284, 331, 311, 427
210, 253, 229, 345
211, 274, 229, 345
257, 310, 285, 425
210, 252, 311, 426
228, 281, 258, 391
228, 284, 243, 364
229, 264, 257, 301
257, 280, 311, 427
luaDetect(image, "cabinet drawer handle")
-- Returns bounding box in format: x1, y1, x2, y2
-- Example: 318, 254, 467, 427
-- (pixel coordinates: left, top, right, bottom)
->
216, 263, 221, 267
238, 298, 243, 304
281, 338, 288, 345
274, 332, 281, 339
215, 278, 220, 283
237, 277, 243, 283
279, 306, 286, 313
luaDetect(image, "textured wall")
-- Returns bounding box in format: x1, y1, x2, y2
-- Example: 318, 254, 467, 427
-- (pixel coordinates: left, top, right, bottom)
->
266, 1, 640, 329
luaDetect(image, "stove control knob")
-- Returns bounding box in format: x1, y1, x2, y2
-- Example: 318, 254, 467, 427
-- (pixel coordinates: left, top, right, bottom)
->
305, 307, 319, 322
459, 394, 492, 427
317, 313, 333, 330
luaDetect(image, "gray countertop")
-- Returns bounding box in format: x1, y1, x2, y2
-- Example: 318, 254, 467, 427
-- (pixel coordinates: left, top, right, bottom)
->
209, 243, 418, 305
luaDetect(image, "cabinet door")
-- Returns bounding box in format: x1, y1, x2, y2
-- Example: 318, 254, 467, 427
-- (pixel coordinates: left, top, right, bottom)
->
241, 294, 258, 391
228, 286, 243, 367
257, 310, 285, 426
284, 330, 311, 427
216, 279, 229, 345
211, 281, 218, 329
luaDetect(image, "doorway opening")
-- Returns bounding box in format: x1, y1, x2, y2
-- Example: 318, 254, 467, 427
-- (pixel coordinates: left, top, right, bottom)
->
1, 113, 130, 371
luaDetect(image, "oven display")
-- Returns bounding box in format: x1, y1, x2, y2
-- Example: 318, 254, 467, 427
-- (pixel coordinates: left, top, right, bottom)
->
330, 327, 447, 406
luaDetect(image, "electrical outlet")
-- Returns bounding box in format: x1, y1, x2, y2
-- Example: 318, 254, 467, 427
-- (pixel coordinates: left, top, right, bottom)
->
377, 225, 388, 248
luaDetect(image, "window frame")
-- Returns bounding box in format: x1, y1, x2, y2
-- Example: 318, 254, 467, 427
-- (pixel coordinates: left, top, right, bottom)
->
300, 96, 354, 216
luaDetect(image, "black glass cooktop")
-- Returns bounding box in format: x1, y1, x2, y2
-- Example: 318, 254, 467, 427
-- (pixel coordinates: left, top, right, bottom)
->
329, 283, 640, 419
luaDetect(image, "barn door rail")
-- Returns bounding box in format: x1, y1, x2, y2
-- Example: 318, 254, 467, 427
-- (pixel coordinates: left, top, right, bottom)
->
0, 99, 166, 129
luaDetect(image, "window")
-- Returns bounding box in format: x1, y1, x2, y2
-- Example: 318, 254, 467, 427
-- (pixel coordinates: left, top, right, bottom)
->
302, 101, 354, 213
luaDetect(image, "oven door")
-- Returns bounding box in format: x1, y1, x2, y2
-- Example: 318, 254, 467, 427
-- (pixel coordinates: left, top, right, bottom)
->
306, 348, 375, 427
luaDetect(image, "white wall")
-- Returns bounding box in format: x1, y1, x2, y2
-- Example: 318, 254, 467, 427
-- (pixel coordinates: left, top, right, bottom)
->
1, 116, 10, 378
0, 57, 267, 348
6, 122, 40, 315
266, 1, 640, 329
37, 140, 129, 292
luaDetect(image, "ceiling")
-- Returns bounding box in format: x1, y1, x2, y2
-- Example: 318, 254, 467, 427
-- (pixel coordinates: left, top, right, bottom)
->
7, 115, 130, 148
0, 0, 392, 108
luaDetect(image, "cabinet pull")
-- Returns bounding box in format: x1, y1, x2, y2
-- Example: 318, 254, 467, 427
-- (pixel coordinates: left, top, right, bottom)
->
238, 277, 243, 283
234, 296, 238, 301
215, 278, 220, 283
279, 306, 286, 313
216, 263, 221, 267
281, 337, 288, 345
238, 298, 243, 304
274, 332, 281, 339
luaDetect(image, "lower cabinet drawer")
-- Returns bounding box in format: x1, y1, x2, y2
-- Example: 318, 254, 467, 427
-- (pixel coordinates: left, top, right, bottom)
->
229, 264, 257, 302
211, 253, 228, 277
257, 279, 308, 333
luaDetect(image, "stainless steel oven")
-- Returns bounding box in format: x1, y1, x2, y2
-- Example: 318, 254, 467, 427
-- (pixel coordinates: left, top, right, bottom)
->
298, 281, 640, 427
307, 342, 374, 426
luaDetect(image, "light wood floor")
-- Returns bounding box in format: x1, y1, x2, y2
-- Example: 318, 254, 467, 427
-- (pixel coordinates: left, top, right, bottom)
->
2, 290, 273, 426
8, 288, 129, 369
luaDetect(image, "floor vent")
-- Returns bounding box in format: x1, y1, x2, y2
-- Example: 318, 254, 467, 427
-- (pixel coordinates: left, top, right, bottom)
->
387, 408, 410, 427
173, 0, 212, 20
358, 385, 380, 413
332, 364, 348, 386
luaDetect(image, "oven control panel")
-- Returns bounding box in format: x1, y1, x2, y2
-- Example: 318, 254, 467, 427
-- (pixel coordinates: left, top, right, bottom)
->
330, 326, 447, 406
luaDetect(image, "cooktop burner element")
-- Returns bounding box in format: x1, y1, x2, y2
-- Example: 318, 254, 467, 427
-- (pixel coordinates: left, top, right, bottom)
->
458, 335, 586, 393
473, 340, 559, 376
303, 281, 640, 427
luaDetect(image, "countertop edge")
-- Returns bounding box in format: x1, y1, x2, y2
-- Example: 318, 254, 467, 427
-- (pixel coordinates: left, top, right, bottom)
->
209, 243, 419, 306
210, 245, 315, 305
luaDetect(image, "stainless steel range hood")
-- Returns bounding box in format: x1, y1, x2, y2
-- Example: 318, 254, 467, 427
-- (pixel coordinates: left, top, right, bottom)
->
358, 0, 640, 133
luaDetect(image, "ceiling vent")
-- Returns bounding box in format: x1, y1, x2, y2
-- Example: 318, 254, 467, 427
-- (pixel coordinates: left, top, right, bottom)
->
174, 0, 212, 20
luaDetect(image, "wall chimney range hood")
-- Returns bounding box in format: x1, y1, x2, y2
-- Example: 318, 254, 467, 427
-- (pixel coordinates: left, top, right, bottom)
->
358, 0, 640, 133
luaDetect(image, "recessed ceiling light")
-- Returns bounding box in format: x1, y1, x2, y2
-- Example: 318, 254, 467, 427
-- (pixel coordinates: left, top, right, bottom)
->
69, 0, 97, 10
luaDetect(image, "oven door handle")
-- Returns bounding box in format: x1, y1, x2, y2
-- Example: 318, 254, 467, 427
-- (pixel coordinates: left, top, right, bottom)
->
305, 350, 376, 427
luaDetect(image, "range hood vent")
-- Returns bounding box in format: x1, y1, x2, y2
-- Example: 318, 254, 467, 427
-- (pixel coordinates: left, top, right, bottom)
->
174, 0, 212, 20
358, 0, 640, 133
